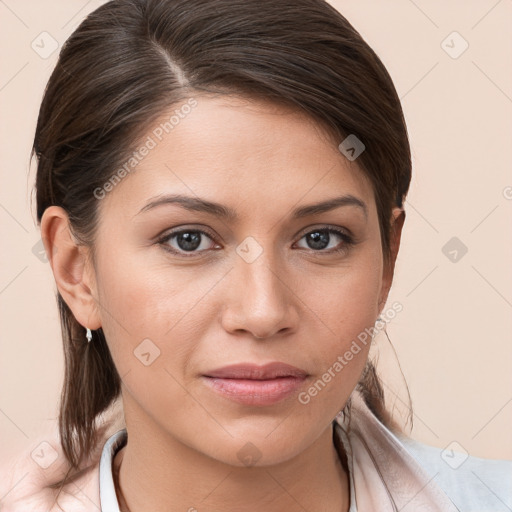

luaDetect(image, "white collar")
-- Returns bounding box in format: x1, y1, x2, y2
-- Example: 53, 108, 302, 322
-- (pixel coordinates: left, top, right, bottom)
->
99, 426, 126, 512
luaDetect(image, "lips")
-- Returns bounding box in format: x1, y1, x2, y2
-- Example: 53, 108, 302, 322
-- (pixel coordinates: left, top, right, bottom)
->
203, 362, 308, 380
202, 362, 309, 406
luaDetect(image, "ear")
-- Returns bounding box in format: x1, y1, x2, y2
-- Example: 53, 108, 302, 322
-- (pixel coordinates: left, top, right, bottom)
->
40, 206, 102, 331
378, 206, 406, 314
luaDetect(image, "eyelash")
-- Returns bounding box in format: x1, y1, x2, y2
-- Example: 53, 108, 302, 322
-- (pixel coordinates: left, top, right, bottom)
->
156, 226, 356, 258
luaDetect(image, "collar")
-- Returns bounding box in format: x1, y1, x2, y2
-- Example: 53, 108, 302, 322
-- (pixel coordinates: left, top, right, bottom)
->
99, 425, 126, 512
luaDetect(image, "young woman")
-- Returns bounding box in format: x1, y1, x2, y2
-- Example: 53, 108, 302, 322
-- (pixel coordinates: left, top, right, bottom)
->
1, 0, 510, 511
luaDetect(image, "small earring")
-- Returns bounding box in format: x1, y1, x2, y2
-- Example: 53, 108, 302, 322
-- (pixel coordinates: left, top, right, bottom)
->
86, 328, 92, 343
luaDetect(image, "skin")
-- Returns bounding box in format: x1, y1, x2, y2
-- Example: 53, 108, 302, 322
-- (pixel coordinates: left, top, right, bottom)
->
41, 95, 404, 512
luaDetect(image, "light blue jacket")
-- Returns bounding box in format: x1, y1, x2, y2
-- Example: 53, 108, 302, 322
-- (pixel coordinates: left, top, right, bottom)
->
399, 436, 512, 511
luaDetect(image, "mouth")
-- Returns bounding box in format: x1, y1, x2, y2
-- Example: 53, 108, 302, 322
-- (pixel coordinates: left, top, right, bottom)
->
202, 362, 309, 406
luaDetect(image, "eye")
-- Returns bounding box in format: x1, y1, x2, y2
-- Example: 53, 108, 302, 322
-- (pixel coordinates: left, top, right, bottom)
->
157, 228, 218, 256
295, 227, 355, 254
157, 225, 356, 258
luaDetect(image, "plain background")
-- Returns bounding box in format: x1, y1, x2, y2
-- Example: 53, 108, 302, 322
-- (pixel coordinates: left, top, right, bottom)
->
0, 0, 511, 465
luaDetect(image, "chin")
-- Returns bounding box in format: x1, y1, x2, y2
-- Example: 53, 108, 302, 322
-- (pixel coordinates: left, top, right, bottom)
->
195, 423, 317, 468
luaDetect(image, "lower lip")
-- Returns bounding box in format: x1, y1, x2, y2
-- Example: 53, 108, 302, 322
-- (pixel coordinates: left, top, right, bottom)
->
202, 376, 306, 406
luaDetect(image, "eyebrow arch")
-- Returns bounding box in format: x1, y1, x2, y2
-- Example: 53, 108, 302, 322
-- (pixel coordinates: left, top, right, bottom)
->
135, 193, 368, 221
292, 195, 368, 220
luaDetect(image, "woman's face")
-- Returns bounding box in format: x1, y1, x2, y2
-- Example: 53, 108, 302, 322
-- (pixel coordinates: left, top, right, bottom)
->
75, 95, 400, 466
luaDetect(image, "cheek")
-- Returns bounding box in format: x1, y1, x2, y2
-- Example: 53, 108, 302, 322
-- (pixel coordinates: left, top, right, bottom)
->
95, 260, 201, 417
94, 248, 224, 379
303, 248, 382, 339
297, 250, 382, 398
94, 252, 175, 358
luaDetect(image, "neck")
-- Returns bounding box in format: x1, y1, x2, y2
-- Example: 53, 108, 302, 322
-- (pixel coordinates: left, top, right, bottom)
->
113, 405, 350, 512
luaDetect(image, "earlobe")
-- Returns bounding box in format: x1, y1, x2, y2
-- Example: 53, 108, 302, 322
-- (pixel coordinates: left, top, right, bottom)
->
378, 207, 406, 313
40, 206, 102, 330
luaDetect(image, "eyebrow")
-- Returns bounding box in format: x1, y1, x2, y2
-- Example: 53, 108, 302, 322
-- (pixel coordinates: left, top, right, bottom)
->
135, 193, 368, 221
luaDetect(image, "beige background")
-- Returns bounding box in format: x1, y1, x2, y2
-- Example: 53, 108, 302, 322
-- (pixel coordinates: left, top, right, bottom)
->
1, 0, 511, 466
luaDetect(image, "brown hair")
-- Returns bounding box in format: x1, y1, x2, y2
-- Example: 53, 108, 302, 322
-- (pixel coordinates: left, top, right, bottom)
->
33, 0, 412, 496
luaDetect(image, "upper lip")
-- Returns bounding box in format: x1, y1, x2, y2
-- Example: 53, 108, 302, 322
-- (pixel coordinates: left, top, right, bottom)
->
203, 362, 308, 380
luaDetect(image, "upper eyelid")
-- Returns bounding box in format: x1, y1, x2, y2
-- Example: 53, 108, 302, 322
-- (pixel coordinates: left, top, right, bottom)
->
296, 224, 352, 238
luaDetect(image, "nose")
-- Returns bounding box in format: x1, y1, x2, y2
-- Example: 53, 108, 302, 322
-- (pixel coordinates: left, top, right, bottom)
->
220, 250, 299, 340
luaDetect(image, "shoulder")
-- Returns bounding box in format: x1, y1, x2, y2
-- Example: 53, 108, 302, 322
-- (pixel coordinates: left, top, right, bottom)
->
0, 459, 99, 512
398, 435, 512, 511
0, 423, 89, 511
0, 413, 122, 512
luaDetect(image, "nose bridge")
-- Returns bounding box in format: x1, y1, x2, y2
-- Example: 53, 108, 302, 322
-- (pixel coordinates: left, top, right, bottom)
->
223, 237, 298, 338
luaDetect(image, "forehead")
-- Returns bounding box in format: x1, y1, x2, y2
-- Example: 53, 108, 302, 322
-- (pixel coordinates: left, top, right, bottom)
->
98, 95, 375, 221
